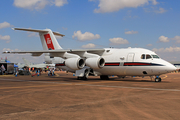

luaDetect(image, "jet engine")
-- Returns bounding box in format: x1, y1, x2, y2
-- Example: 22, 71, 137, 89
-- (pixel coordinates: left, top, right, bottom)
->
65, 58, 85, 70
85, 57, 105, 69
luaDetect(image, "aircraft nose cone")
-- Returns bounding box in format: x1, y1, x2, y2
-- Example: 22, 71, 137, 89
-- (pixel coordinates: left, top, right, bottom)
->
166, 64, 177, 73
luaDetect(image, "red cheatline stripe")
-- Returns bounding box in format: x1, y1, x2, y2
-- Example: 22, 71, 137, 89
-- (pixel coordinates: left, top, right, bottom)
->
56, 63, 65, 66
105, 63, 120, 66
124, 63, 151, 66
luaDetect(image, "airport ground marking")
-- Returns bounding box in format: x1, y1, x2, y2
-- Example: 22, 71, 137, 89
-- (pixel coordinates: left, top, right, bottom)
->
0, 78, 180, 92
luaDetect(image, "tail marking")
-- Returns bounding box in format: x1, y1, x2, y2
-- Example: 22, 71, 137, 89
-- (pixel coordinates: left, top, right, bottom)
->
44, 34, 55, 50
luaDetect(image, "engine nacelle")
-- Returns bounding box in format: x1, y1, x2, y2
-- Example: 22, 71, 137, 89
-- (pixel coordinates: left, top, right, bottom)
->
85, 57, 105, 69
65, 58, 85, 70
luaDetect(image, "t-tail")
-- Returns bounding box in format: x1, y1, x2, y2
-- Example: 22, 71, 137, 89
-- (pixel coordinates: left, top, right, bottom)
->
13, 28, 64, 50
13, 28, 65, 63
22, 58, 32, 66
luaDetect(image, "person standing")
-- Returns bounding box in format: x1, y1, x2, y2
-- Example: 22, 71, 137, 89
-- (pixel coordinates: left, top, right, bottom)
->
1, 64, 5, 75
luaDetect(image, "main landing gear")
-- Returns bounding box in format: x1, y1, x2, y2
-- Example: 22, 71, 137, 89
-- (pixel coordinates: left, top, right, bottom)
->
77, 69, 89, 80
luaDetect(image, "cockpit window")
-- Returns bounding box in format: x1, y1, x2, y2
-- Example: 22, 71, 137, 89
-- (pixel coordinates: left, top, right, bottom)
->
152, 55, 159, 59
146, 54, 152, 59
141, 54, 145, 59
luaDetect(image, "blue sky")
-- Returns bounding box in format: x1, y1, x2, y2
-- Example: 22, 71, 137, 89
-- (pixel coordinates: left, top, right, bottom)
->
0, 0, 180, 63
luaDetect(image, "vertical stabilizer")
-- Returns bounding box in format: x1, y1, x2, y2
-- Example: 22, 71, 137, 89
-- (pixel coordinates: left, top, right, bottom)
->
13, 28, 65, 64
13, 28, 64, 50
22, 58, 32, 66
39, 29, 63, 50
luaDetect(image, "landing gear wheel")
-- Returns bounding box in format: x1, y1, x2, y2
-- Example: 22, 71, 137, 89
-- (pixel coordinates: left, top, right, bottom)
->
100, 75, 109, 80
82, 69, 89, 80
77, 69, 89, 80
155, 77, 161, 82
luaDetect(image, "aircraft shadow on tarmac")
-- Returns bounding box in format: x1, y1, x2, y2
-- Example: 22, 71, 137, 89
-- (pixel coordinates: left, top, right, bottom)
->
30, 75, 170, 83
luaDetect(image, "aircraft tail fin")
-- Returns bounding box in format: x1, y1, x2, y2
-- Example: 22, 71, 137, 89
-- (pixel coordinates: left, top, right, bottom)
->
22, 58, 32, 66
13, 28, 65, 50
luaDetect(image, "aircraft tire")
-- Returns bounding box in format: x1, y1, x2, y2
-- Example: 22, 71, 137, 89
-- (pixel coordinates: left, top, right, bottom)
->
155, 77, 161, 82
77, 69, 89, 80
82, 69, 89, 80
159, 78, 162, 82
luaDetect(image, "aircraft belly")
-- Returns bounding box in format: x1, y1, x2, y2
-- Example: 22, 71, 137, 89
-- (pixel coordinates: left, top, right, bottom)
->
96, 66, 153, 76
96, 66, 125, 75
124, 66, 152, 76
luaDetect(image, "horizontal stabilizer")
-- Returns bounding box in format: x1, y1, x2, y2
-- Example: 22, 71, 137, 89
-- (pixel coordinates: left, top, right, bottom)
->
12, 28, 65, 37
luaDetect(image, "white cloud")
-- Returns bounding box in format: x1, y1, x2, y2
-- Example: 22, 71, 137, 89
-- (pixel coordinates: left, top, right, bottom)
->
125, 30, 138, 34
14, 0, 48, 10
82, 43, 96, 48
13, 0, 68, 10
62, 27, 67, 30
147, 44, 152, 46
0, 22, 11, 29
158, 35, 169, 42
109, 37, 129, 45
54, 0, 68, 7
151, 0, 158, 5
72, 30, 100, 41
154, 7, 166, 14
153, 47, 180, 53
144, 7, 167, 14
90, 0, 158, 13
171, 36, 180, 43
0, 35, 11, 41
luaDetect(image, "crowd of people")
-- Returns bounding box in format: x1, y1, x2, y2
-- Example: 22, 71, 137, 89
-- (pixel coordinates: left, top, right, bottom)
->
13, 66, 56, 77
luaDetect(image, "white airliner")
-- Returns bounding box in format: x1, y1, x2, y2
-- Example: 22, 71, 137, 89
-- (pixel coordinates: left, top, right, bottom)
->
3, 28, 176, 82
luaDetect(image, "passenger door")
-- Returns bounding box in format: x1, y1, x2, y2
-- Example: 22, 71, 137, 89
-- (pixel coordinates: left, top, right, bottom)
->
127, 53, 135, 62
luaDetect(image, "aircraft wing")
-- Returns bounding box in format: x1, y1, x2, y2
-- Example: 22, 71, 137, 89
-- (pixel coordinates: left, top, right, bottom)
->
3, 49, 106, 58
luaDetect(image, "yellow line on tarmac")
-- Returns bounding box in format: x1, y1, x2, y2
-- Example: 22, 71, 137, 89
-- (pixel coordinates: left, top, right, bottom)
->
162, 75, 168, 79
55, 73, 59, 77
0, 75, 14, 77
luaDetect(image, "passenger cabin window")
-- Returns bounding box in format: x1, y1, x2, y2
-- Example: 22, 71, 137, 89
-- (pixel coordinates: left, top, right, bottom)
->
146, 54, 152, 59
141, 54, 145, 59
152, 55, 159, 59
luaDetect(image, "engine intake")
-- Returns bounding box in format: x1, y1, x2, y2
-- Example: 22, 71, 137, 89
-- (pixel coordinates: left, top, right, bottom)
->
65, 58, 85, 70
85, 57, 105, 69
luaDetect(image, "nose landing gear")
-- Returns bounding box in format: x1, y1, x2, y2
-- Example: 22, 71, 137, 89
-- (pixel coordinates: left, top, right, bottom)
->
155, 76, 161, 82
150, 76, 162, 82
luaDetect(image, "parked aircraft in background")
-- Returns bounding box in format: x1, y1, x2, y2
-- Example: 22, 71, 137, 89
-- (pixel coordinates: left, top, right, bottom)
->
3, 28, 176, 82
22, 58, 54, 69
